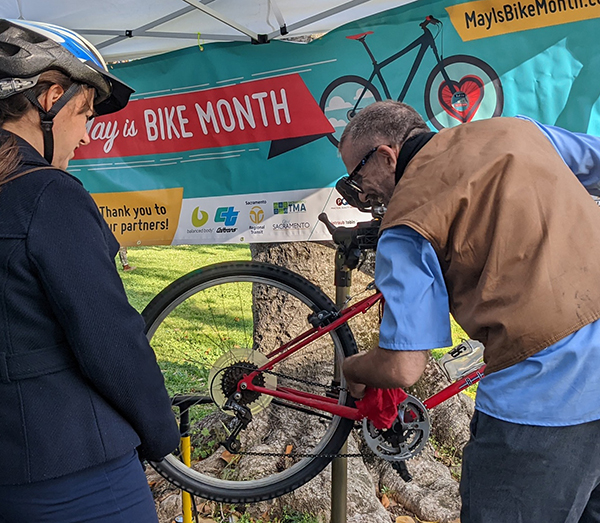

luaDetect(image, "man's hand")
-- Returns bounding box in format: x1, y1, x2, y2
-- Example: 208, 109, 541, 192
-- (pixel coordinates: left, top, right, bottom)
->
343, 347, 429, 393
342, 353, 368, 399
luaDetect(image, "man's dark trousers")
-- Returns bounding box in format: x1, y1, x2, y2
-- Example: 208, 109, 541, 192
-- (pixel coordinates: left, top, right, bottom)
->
460, 411, 600, 522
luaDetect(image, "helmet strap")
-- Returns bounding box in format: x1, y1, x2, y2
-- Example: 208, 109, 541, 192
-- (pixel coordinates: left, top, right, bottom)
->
23, 84, 81, 164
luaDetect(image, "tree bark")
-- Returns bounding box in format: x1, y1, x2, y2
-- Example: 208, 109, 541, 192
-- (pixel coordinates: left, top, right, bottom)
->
247, 241, 473, 523
150, 241, 473, 523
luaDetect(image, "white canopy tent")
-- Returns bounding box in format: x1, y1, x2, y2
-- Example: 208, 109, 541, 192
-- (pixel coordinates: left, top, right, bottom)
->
0, 0, 416, 61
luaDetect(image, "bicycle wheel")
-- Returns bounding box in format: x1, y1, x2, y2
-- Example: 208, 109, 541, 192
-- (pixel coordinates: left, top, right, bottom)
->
424, 55, 503, 130
143, 261, 358, 502
319, 75, 382, 147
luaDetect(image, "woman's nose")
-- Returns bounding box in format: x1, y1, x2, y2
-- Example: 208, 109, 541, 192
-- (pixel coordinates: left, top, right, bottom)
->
81, 129, 91, 146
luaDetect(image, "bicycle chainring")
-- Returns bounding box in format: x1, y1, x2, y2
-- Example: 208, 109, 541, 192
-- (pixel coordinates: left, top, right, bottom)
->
362, 394, 430, 462
208, 348, 277, 416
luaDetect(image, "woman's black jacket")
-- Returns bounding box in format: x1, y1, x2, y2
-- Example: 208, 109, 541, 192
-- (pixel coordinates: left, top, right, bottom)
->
0, 131, 179, 485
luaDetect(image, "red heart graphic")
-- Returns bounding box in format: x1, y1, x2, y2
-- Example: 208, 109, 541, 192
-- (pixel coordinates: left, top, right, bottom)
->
438, 75, 485, 123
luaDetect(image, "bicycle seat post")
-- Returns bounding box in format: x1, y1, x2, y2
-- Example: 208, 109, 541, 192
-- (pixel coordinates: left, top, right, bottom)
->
358, 36, 378, 66
346, 31, 378, 65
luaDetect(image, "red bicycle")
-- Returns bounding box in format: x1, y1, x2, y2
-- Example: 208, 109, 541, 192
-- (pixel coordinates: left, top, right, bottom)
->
143, 211, 485, 503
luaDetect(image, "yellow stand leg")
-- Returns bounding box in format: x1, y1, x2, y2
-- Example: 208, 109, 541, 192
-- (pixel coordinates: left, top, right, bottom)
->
181, 435, 193, 523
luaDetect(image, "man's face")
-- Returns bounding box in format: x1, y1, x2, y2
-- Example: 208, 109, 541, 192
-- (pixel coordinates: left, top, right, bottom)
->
340, 141, 399, 207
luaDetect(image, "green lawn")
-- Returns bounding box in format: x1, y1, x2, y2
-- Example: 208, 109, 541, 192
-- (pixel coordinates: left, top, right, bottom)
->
119, 244, 251, 313
120, 245, 467, 345
120, 244, 474, 398
119, 245, 253, 400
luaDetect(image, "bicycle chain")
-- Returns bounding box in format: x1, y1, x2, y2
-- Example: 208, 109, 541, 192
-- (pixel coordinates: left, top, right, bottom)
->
238, 450, 364, 458
234, 362, 349, 394
227, 363, 365, 459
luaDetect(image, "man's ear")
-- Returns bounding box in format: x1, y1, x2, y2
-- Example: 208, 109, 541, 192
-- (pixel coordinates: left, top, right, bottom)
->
378, 145, 400, 172
38, 84, 65, 112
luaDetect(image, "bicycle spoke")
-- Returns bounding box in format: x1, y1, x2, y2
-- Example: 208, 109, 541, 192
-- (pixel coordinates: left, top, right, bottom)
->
144, 262, 357, 502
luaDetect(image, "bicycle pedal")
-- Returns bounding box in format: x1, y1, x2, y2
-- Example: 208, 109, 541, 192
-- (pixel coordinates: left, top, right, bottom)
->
391, 461, 413, 483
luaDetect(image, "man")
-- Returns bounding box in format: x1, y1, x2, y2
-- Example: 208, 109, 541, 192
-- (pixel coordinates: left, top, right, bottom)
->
339, 101, 600, 523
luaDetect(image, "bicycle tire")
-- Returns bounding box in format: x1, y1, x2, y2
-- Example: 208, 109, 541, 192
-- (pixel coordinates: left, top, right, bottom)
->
424, 54, 503, 130
319, 75, 382, 147
143, 261, 358, 502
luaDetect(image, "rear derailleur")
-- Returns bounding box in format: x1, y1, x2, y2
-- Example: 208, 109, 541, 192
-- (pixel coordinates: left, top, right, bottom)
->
221, 394, 253, 453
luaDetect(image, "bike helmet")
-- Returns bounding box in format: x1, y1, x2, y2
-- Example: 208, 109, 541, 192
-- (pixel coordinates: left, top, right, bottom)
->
0, 19, 134, 162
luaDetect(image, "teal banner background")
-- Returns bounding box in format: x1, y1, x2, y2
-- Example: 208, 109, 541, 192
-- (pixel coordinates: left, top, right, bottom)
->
69, 0, 600, 244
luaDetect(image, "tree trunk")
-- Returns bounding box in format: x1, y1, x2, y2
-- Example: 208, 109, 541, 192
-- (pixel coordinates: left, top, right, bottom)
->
248, 241, 472, 523
150, 241, 473, 523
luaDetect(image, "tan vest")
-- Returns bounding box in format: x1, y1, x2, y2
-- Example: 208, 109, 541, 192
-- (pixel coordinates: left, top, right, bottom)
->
382, 117, 600, 374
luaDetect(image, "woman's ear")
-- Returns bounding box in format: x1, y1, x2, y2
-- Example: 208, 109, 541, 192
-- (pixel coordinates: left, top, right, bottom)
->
37, 84, 65, 112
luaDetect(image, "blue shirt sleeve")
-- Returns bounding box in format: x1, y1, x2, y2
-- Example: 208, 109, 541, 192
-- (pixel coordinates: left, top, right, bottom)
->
375, 225, 452, 350
516, 115, 600, 194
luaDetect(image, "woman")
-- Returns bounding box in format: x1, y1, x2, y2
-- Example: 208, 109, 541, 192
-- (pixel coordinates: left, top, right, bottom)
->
0, 19, 180, 522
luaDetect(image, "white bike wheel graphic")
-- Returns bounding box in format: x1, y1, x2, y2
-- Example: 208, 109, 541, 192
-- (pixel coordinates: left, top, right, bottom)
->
319, 75, 382, 147
424, 55, 503, 130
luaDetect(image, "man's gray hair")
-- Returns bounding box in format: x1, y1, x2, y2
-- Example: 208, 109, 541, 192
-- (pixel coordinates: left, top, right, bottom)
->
339, 101, 430, 153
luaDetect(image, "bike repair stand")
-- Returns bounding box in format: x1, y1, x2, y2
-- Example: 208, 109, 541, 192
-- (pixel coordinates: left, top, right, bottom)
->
174, 396, 198, 523
331, 246, 352, 523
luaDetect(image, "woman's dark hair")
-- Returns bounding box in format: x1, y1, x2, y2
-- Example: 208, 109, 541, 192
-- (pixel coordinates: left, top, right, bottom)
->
0, 69, 87, 187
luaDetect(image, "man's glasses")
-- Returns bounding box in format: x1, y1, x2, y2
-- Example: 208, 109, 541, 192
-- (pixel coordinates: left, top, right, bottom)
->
346, 146, 380, 193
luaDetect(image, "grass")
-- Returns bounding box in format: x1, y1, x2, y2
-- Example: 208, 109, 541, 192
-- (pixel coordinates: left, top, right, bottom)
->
119, 245, 253, 430
119, 244, 251, 314
120, 244, 477, 400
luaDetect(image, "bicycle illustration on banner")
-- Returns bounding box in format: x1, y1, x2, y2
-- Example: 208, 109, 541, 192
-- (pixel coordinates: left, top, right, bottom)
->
320, 16, 504, 146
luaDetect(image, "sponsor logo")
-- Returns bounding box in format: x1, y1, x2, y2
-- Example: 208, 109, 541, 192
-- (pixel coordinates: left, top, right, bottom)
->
216, 226, 238, 233
249, 225, 265, 234
249, 206, 265, 224
186, 227, 215, 234
191, 207, 209, 227
330, 220, 356, 226
273, 200, 307, 215
335, 197, 349, 206
245, 199, 267, 205
272, 220, 311, 230
215, 206, 239, 226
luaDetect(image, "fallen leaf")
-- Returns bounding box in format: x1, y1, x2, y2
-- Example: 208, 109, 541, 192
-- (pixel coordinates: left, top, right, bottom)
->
285, 445, 293, 455
381, 493, 390, 508
396, 517, 416, 523
221, 450, 234, 463
199, 502, 212, 514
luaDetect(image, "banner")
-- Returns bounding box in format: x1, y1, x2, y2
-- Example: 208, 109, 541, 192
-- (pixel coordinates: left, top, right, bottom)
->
70, 0, 600, 245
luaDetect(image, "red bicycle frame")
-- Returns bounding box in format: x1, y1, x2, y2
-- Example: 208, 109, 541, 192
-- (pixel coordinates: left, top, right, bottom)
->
238, 290, 485, 421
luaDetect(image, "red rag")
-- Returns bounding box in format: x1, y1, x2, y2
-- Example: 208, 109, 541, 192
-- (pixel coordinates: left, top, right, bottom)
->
355, 388, 408, 430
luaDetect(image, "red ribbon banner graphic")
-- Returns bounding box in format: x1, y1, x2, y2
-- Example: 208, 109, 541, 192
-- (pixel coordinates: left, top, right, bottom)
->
75, 74, 333, 160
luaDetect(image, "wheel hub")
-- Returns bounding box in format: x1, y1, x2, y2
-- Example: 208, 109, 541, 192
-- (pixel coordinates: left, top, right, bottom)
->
220, 361, 265, 406
208, 347, 277, 415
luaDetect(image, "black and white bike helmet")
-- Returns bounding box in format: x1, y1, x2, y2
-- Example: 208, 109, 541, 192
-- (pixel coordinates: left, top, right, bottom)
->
0, 19, 134, 162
